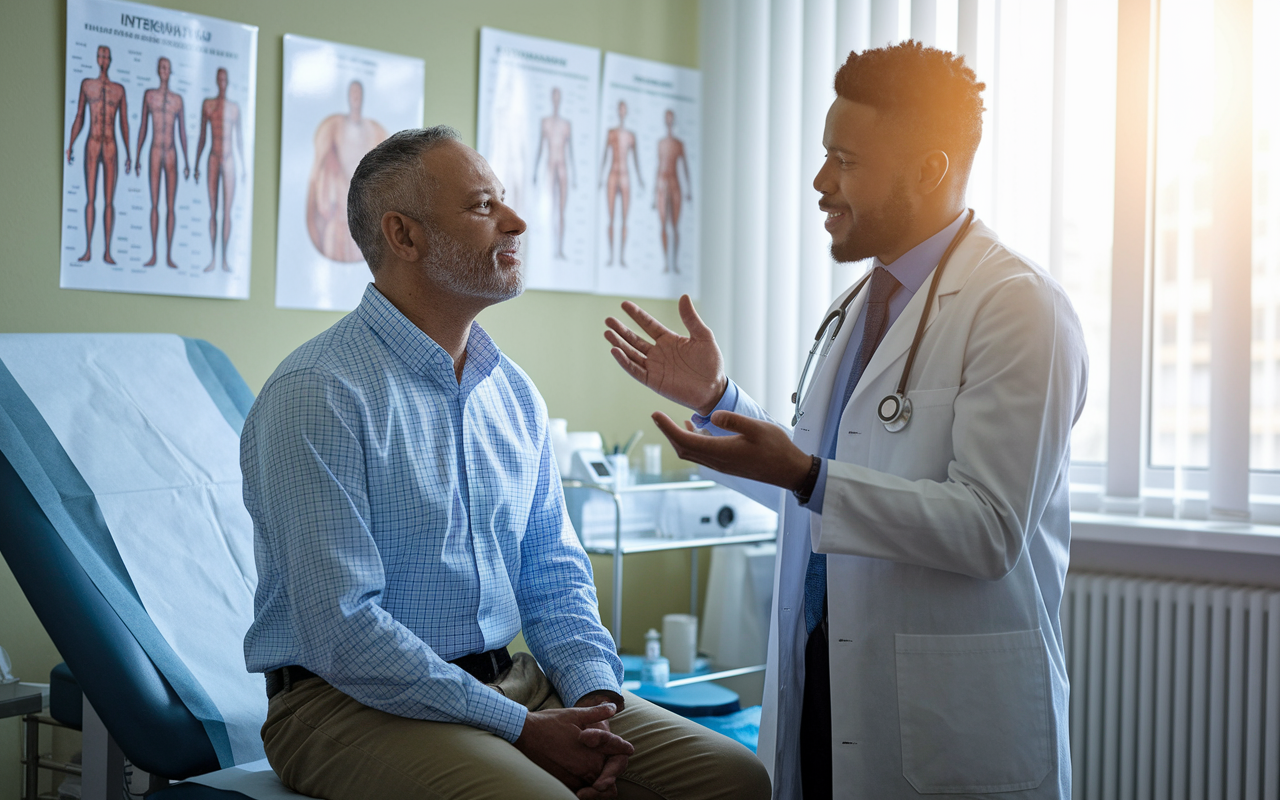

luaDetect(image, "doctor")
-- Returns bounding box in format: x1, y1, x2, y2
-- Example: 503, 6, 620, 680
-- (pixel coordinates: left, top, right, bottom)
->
604, 42, 1087, 799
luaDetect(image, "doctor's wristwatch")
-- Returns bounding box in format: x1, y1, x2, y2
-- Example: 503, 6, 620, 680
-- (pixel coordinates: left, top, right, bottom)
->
793, 455, 822, 506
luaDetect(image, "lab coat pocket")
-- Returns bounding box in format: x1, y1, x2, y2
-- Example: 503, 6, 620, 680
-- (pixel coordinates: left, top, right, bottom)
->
867, 384, 958, 479
895, 628, 1052, 794
905, 384, 960, 408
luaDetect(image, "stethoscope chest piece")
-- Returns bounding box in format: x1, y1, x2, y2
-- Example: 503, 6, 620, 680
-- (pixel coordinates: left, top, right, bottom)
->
878, 392, 912, 432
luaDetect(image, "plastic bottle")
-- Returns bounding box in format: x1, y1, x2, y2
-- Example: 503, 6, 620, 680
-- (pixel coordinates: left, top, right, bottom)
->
640, 628, 670, 688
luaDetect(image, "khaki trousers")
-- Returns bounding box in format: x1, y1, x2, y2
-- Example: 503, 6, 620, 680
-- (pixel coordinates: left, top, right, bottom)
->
261, 653, 772, 800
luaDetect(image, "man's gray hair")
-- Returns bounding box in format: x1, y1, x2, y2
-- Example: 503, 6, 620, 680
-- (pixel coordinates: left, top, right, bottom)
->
347, 125, 460, 272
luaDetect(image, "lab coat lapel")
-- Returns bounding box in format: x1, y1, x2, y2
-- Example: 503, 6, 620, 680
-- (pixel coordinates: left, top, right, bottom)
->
846, 219, 996, 407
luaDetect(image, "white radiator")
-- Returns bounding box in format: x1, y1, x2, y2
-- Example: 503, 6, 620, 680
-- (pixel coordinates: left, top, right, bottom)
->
1062, 573, 1280, 800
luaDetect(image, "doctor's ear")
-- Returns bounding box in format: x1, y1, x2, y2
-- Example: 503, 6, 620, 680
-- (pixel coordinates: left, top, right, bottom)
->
915, 150, 951, 196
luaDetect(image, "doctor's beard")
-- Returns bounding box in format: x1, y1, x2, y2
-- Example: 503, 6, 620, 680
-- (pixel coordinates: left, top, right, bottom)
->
425, 229, 525, 302
830, 176, 914, 264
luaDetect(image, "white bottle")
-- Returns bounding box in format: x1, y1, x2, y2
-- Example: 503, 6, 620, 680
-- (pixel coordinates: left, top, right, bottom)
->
640, 628, 670, 688
0, 645, 18, 699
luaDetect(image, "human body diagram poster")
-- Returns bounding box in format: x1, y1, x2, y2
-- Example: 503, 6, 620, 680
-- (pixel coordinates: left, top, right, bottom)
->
477, 28, 600, 295
476, 31, 700, 300
275, 36, 424, 311
60, 0, 258, 299
595, 53, 700, 300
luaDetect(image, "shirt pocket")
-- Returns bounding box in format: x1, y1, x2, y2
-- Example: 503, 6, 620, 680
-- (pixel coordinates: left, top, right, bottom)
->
894, 628, 1052, 794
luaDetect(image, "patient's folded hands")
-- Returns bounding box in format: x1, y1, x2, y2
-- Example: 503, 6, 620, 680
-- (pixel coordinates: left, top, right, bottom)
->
514, 703, 635, 799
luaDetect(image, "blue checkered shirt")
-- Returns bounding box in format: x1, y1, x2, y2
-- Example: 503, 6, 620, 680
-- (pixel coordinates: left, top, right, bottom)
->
242, 284, 622, 742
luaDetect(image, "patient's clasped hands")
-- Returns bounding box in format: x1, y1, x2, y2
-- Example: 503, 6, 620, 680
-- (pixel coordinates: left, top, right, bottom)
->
515, 700, 634, 799
605, 295, 813, 492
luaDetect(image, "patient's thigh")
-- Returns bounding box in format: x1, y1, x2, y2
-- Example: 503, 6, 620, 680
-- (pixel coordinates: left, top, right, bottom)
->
262, 678, 576, 800
609, 691, 771, 800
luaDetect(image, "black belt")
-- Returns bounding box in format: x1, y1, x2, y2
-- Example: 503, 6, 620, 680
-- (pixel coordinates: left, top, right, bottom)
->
448, 647, 513, 684
266, 647, 513, 700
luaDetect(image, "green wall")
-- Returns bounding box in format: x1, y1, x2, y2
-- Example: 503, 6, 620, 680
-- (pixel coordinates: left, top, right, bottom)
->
0, 0, 705, 794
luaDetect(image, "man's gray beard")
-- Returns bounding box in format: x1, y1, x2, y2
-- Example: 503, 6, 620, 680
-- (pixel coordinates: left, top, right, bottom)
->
425, 228, 524, 301
830, 177, 914, 263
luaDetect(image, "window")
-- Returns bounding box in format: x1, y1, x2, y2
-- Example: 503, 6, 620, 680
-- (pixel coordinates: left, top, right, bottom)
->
1251, 0, 1280, 471
977, 0, 1273, 521
963, 0, 1116, 466
705, 0, 1273, 524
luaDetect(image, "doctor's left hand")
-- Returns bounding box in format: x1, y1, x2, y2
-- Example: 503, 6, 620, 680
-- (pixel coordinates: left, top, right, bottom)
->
652, 410, 813, 491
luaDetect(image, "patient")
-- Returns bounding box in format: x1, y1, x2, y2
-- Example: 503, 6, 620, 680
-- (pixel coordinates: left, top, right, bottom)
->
240, 126, 770, 800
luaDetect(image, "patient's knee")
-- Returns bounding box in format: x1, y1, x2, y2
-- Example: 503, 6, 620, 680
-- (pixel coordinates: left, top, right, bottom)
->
718, 746, 771, 799
690, 736, 771, 800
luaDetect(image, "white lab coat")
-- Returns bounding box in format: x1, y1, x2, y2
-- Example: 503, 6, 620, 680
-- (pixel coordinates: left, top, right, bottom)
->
711, 220, 1087, 799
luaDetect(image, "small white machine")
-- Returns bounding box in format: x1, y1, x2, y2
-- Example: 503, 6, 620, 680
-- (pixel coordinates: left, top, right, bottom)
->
657, 487, 777, 539
568, 448, 615, 484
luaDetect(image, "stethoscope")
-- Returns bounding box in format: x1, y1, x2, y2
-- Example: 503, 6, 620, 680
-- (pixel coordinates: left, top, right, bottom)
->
791, 208, 975, 432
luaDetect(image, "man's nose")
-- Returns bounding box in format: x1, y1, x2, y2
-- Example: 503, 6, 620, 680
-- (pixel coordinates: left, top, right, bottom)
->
500, 203, 527, 236
813, 159, 834, 194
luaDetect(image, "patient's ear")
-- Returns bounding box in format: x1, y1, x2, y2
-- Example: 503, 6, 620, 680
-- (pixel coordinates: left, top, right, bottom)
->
381, 211, 425, 264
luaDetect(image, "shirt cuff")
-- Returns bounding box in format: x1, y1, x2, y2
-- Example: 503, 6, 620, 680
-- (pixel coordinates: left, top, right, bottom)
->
690, 380, 740, 435
468, 685, 530, 743
553, 658, 625, 708
799, 456, 829, 514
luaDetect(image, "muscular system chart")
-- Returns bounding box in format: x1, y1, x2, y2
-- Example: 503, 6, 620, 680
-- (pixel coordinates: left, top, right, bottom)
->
274, 35, 424, 311
595, 53, 700, 301
60, 0, 258, 299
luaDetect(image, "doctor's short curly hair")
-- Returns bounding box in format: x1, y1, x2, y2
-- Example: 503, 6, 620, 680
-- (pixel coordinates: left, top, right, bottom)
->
834, 40, 986, 175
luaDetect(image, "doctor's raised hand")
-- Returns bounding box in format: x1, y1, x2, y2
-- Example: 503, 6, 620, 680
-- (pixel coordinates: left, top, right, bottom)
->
604, 296, 814, 491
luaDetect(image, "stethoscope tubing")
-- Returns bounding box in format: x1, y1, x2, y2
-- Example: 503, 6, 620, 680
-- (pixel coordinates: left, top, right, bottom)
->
792, 208, 975, 430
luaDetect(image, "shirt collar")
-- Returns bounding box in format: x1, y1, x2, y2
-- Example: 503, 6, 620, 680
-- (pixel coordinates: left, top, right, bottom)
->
872, 209, 968, 295
356, 283, 500, 390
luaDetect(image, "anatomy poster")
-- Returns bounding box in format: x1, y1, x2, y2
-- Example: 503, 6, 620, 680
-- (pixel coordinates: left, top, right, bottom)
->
594, 53, 700, 301
275, 36, 424, 311
60, 0, 258, 299
477, 28, 600, 294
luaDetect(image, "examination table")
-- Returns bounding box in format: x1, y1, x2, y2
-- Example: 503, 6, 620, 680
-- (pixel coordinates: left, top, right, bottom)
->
0, 334, 297, 799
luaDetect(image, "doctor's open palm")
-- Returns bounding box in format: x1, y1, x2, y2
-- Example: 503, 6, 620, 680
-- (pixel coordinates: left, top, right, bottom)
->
605, 295, 726, 415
